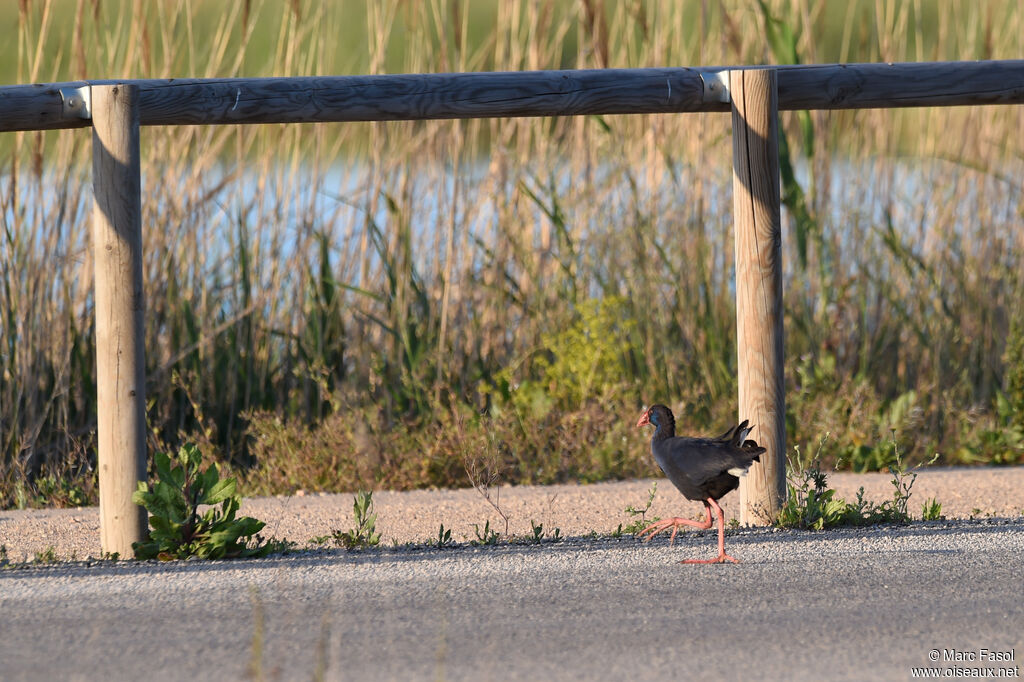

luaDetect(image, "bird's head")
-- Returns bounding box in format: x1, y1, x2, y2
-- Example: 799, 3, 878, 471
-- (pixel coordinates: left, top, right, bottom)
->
636, 404, 673, 430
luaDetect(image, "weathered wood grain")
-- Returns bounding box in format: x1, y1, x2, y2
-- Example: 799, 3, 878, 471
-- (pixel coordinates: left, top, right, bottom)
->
774, 59, 1024, 109
0, 68, 707, 132
92, 85, 148, 558
731, 70, 787, 526
0, 60, 1021, 132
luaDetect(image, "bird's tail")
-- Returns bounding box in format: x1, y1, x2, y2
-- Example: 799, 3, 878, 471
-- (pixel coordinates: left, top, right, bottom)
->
723, 419, 766, 460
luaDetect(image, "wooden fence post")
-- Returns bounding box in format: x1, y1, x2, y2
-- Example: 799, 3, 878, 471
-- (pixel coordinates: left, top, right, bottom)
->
92, 84, 148, 557
730, 69, 786, 525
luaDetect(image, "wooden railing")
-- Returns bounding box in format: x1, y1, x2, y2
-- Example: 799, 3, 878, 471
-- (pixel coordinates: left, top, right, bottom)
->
2, 60, 1022, 556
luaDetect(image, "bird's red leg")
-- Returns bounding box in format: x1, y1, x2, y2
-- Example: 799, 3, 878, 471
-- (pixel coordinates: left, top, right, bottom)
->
637, 503, 713, 545
680, 498, 740, 564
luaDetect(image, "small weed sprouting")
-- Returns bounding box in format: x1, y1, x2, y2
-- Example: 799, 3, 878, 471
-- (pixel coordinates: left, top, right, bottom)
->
332, 490, 381, 549
132, 443, 279, 560
523, 520, 561, 544
33, 546, 58, 564
0, 544, 7, 567
622, 482, 660, 535
471, 520, 500, 546
868, 441, 940, 525
433, 524, 454, 549
921, 497, 944, 521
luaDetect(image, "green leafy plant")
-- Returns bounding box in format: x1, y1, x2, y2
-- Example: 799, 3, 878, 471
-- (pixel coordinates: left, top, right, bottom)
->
332, 490, 381, 549
433, 524, 454, 549
471, 520, 500, 546
921, 497, 943, 521
132, 443, 276, 560
33, 546, 59, 564
777, 440, 938, 530
487, 297, 638, 418
31, 474, 90, 508
776, 456, 857, 530
957, 392, 1024, 465
874, 443, 922, 522
1006, 315, 1024, 432
857, 442, 940, 525
524, 520, 561, 544
623, 482, 660, 535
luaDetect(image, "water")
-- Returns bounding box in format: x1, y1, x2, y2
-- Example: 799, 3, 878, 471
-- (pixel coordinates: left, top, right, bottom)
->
2, 155, 1020, 311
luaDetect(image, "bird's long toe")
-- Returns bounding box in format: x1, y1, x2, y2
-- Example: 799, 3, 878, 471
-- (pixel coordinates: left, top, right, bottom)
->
637, 517, 710, 545
636, 519, 676, 542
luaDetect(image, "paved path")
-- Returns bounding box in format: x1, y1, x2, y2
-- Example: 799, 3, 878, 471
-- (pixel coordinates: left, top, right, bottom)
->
3, 466, 1023, 562
2, 518, 1022, 681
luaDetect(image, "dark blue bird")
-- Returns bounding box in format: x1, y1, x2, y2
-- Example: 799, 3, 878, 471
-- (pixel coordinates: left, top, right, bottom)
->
636, 404, 764, 564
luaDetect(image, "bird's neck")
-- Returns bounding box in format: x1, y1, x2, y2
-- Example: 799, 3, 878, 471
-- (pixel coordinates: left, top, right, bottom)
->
652, 419, 675, 441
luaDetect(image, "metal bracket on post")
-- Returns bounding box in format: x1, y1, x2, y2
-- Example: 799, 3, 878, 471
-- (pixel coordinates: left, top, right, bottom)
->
700, 71, 731, 104
60, 85, 92, 119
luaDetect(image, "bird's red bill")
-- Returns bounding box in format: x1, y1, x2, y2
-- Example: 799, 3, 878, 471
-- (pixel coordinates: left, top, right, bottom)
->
636, 409, 651, 427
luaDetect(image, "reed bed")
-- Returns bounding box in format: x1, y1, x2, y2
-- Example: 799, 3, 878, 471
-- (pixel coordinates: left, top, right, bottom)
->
1, 0, 1022, 508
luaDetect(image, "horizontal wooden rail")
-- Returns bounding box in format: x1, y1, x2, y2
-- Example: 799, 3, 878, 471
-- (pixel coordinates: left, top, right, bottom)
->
0, 60, 1021, 132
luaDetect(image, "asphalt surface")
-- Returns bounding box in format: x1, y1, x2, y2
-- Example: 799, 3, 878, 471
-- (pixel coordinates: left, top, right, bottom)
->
2, 518, 1022, 681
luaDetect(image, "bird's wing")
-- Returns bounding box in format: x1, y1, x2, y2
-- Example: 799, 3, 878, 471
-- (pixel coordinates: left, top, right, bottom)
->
660, 437, 755, 487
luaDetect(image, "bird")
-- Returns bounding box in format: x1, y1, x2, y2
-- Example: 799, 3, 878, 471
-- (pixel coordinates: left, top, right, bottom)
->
635, 404, 765, 564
